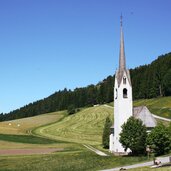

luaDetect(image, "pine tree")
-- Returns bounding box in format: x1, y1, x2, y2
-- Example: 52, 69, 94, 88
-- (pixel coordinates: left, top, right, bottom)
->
163, 69, 171, 96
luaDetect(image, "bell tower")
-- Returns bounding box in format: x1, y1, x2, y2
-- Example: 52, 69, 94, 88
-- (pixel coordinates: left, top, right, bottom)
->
110, 16, 133, 153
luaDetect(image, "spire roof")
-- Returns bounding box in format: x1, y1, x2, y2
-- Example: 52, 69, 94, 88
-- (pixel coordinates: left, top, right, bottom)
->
119, 15, 126, 71
116, 15, 132, 87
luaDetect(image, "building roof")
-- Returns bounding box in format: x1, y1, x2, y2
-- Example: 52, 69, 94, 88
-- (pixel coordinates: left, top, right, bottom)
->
133, 106, 157, 128
111, 106, 157, 128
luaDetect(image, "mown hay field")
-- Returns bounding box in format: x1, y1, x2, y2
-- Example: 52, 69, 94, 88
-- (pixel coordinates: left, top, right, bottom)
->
34, 105, 113, 145
0, 111, 69, 149
0, 111, 65, 135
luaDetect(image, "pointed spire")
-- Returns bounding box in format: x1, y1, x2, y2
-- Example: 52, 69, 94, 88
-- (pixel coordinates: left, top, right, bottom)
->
119, 14, 126, 71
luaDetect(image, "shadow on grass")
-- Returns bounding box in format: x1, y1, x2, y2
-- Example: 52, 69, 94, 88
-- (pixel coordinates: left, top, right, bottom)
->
0, 134, 65, 144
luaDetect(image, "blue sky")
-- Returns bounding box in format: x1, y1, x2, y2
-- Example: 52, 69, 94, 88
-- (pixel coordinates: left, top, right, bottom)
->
0, 0, 171, 113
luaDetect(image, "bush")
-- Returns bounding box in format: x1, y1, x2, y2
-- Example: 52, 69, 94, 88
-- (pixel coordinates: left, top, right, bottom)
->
67, 105, 76, 115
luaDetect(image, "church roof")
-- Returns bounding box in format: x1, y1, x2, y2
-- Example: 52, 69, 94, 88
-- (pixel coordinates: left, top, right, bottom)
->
133, 106, 157, 128
116, 69, 132, 87
111, 106, 157, 129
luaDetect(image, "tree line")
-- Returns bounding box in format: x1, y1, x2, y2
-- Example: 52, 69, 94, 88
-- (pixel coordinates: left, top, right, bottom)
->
0, 52, 171, 121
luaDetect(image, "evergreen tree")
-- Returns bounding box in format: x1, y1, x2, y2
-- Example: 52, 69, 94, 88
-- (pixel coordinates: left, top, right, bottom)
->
120, 116, 147, 155
102, 117, 112, 148
163, 69, 171, 96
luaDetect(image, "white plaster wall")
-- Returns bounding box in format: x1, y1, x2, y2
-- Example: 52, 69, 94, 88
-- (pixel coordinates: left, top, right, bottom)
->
109, 133, 114, 152
113, 71, 133, 153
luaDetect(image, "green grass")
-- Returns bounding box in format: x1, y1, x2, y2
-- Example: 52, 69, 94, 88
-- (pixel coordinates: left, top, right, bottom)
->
0, 97, 171, 171
134, 97, 171, 119
0, 150, 149, 171
34, 105, 113, 145
129, 166, 171, 171
0, 134, 62, 144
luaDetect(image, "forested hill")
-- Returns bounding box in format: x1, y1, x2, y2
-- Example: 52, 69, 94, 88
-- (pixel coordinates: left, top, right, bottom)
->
1, 52, 171, 121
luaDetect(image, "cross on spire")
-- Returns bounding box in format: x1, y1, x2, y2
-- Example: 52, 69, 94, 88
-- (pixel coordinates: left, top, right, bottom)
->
120, 14, 123, 27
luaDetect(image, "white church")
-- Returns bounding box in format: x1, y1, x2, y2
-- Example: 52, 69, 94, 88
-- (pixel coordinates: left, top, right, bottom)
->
109, 17, 157, 154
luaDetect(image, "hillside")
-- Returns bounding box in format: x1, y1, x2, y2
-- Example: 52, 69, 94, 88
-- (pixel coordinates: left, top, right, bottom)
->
0, 111, 65, 135
107, 96, 171, 119
0, 96, 170, 148
1, 52, 171, 121
34, 105, 113, 145
134, 96, 171, 119
0, 98, 170, 170
0, 110, 70, 150
33, 97, 171, 145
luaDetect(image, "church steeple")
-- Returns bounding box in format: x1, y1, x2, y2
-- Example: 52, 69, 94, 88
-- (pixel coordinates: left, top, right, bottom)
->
109, 16, 133, 153
116, 15, 131, 87
119, 15, 126, 71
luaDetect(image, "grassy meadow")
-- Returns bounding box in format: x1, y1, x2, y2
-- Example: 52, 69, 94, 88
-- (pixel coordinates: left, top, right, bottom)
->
0, 97, 171, 170
0, 150, 149, 171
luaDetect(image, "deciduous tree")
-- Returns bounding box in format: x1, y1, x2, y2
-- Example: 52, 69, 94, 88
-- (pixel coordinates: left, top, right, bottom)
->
120, 116, 147, 155
146, 123, 171, 156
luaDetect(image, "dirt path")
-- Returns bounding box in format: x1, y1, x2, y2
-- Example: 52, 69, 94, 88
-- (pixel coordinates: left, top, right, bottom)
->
103, 105, 113, 109
0, 148, 63, 156
83, 144, 108, 156
152, 114, 171, 122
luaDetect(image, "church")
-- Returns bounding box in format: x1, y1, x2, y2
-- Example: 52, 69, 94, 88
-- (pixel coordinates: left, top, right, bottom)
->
109, 17, 157, 153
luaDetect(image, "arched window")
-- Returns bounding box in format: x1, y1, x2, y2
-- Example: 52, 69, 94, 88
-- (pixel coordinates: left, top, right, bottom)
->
115, 89, 118, 99
123, 88, 128, 98
123, 77, 126, 84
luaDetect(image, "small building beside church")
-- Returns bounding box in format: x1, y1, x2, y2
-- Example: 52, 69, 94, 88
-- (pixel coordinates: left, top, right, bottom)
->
109, 17, 157, 153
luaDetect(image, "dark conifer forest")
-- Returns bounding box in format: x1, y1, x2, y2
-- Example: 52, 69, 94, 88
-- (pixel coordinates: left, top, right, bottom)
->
0, 52, 171, 121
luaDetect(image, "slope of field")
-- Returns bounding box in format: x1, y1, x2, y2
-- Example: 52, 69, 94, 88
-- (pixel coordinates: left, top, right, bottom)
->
0, 111, 65, 135
134, 96, 171, 119
0, 110, 71, 150
34, 105, 113, 145
108, 96, 171, 119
